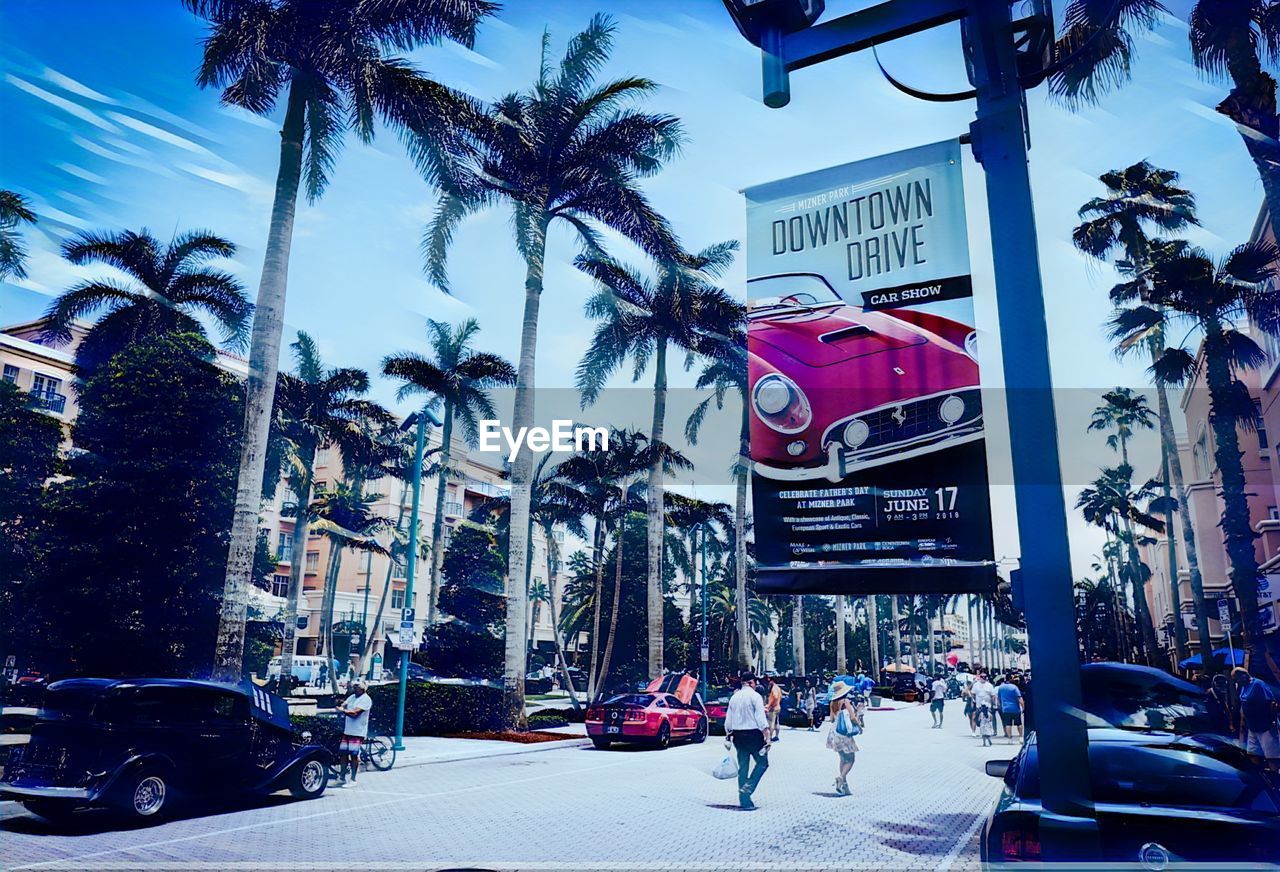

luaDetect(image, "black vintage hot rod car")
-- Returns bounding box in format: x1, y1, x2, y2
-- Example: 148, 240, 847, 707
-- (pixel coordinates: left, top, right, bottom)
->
0, 678, 330, 822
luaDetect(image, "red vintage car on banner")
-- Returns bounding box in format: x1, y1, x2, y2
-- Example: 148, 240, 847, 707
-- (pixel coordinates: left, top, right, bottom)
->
747, 272, 982, 482
585, 675, 707, 750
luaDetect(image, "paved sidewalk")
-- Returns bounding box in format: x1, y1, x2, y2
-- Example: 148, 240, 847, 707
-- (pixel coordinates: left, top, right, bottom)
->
393, 724, 590, 768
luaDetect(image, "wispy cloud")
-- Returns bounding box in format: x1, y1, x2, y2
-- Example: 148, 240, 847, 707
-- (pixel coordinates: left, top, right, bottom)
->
6, 73, 121, 132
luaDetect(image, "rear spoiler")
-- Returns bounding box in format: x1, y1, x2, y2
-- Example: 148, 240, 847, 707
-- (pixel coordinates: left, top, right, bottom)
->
645, 674, 699, 704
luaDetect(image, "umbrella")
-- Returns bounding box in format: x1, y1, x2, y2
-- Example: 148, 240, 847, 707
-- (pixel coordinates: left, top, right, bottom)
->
1178, 654, 1202, 670
1213, 647, 1245, 666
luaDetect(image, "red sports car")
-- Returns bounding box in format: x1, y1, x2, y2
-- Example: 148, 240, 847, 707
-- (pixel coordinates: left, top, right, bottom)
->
747, 272, 982, 483
585, 691, 708, 750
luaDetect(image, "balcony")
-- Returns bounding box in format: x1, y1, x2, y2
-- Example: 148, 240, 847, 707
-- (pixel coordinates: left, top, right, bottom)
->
443, 501, 464, 518
29, 390, 67, 414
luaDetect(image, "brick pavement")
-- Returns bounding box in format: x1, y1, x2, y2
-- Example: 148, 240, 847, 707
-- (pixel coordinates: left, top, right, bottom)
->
2, 698, 1012, 871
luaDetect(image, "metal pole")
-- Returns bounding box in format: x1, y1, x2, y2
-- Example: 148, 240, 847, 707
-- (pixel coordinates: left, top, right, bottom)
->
965, 0, 1096, 849
392, 412, 427, 751
700, 526, 709, 699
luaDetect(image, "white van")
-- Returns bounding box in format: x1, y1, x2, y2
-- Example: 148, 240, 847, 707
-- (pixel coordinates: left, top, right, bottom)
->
266, 655, 329, 683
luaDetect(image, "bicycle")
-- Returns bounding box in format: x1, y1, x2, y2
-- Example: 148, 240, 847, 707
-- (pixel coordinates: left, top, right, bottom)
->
327, 731, 397, 778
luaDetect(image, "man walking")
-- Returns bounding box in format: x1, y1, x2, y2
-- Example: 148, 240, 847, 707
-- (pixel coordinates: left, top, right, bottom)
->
1234, 667, 1280, 773
930, 674, 947, 728
996, 674, 1024, 743
970, 671, 996, 744
336, 680, 373, 786
725, 673, 771, 809
764, 676, 783, 741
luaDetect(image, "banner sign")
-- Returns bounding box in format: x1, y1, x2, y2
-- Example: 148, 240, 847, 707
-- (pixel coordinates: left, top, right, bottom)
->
744, 140, 996, 594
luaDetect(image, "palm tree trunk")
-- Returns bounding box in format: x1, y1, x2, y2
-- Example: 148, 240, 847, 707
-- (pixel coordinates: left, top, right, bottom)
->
587, 520, 604, 700
277, 445, 315, 692
645, 338, 668, 678
792, 596, 805, 676
360, 478, 411, 669
427, 403, 454, 625
1122, 518, 1160, 664
866, 595, 879, 679
835, 596, 847, 673
891, 596, 903, 668
318, 541, 342, 694
213, 80, 308, 681
596, 516, 627, 694
1158, 434, 1187, 664
734, 402, 751, 670
543, 525, 579, 711
502, 213, 549, 728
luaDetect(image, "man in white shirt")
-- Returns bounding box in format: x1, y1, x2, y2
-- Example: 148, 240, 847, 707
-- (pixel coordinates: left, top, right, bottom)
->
337, 681, 373, 786
725, 673, 771, 809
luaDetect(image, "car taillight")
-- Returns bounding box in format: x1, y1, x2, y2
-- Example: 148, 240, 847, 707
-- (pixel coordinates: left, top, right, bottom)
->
586, 707, 602, 721
1000, 825, 1042, 861
626, 707, 646, 722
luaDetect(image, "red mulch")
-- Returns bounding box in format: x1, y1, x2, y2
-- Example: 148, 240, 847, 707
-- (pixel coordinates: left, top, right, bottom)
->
442, 730, 572, 744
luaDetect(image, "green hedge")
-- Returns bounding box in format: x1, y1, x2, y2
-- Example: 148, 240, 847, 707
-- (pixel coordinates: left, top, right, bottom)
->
536, 706, 585, 724
290, 682, 509, 738
526, 711, 569, 730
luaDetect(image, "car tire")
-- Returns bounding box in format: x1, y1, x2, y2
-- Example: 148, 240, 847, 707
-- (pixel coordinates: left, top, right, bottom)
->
655, 722, 671, 749
289, 757, 328, 799
691, 718, 708, 744
23, 800, 77, 825
591, 737, 612, 750
116, 770, 169, 821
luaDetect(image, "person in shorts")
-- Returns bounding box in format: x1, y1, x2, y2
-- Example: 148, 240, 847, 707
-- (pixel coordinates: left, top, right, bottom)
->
1234, 667, 1280, 772
930, 674, 947, 728
996, 675, 1024, 743
337, 681, 373, 785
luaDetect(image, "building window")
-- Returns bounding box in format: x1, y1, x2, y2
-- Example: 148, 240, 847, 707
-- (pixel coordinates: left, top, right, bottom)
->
276, 531, 294, 563
1193, 426, 1211, 479
1257, 402, 1269, 450
359, 550, 373, 572
391, 588, 405, 610
271, 574, 289, 597
315, 444, 331, 466
305, 551, 320, 572
31, 373, 62, 396
313, 480, 327, 495
2, 364, 18, 383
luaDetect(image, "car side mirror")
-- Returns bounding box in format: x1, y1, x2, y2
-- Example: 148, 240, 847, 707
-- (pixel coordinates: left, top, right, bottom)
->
985, 760, 1011, 779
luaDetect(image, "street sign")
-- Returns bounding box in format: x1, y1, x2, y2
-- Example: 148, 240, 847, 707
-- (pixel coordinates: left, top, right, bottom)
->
1217, 599, 1231, 625
744, 139, 995, 595
401, 607, 415, 624
700, 644, 710, 663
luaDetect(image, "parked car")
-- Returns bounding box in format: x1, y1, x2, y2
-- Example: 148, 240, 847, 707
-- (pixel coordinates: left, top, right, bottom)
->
747, 272, 981, 482
0, 678, 331, 823
980, 729, 1280, 867
585, 692, 707, 750
265, 655, 329, 684
525, 674, 554, 695
1080, 661, 1227, 735
704, 687, 733, 735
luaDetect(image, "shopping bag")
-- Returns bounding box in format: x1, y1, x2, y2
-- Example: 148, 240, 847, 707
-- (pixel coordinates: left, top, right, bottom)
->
835, 708, 861, 737
712, 741, 738, 780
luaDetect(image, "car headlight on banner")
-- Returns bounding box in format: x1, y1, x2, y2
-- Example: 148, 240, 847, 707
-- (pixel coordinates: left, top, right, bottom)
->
939, 395, 966, 425
964, 330, 979, 363
843, 418, 870, 449
752, 373, 812, 433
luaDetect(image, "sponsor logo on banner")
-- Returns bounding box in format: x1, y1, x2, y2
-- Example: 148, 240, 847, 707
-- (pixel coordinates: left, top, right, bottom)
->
744, 140, 995, 595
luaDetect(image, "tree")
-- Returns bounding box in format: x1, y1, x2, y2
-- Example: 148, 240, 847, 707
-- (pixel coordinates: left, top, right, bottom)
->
270, 331, 391, 688
0, 190, 36, 281
1076, 464, 1166, 663
383, 318, 515, 625
686, 322, 750, 669
1114, 241, 1280, 677
184, 0, 496, 680
21, 332, 246, 676
43, 228, 250, 373
422, 13, 684, 723
1074, 161, 1206, 664
575, 241, 739, 678
425, 521, 506, 681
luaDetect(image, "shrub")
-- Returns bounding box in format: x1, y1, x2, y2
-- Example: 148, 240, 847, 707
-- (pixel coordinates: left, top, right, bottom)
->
537, 705, 585, 723
368, 681, 503, 735
526, 711, 569, 730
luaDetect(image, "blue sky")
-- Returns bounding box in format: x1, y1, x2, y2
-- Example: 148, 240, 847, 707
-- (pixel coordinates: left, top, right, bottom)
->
0, 0, 1259, 574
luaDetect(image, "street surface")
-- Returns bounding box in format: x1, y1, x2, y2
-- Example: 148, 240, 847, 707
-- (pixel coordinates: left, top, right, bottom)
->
3, 699, 1012, 871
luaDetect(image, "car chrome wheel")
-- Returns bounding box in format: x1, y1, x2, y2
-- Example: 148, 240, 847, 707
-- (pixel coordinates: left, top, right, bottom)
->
132, 775, 166, 817
656, 722, 671, 749
300, 759, 325, 793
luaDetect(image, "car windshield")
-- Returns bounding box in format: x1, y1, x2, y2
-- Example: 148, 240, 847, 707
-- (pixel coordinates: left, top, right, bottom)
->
1083, 680, 1218, 734
39, 686, 104, 721
604, 694, 654, 707
748, 274, 843, 316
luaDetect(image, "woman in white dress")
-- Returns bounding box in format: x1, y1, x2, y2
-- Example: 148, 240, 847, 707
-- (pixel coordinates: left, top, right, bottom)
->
825, 681, 863, 796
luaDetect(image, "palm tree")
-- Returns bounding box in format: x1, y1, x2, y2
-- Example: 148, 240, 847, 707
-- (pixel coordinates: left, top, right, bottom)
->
309, 481, 391, 693
1077, 464, 1167, 663
185, 0, 496, 680
0, 190, 36, 281
686, 322, 750, 668
383, 319, 515, 624
1088, 388, 1156, 467
1053, 2, 1280, 232
575, 241, 739, 677
270, 331, 392, 688
1074, 161, 1205, 664
43, 228, 250, 372
422, 14, 684, 720
1114, 241, 1280, 677
665, 493, 732, 676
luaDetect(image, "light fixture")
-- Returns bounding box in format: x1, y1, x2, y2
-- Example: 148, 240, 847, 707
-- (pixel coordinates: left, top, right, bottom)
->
939, 395, 966, 425
844, 418, 869, 448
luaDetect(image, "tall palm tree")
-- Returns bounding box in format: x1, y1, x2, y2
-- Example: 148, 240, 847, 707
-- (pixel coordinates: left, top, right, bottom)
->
383, 319, 515, 624
0, 190, 36, 281
1074, 162, 1205, 664
686, 322, 750, 668
1054, 2, 1280, 233
422, 14, 684, 720
1077, 464, 1167, 663
575, 241, 739, 677
309, 481, 390, 693
43, 228, 250, 372
1088, 387, 1157, 466
270, 331, 392, 687
185, 0, 496, 680
665, 493, 732, 675
1114, 241, 1280, 677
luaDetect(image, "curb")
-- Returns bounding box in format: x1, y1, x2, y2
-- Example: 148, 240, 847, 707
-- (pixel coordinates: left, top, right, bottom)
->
393, 736, 593, 769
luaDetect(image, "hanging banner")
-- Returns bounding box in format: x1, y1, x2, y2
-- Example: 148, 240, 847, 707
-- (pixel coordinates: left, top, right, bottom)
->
745, 139, 996, 594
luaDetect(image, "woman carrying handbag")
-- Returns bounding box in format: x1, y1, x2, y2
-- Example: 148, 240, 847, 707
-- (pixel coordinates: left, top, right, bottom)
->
826, 681, 863, 796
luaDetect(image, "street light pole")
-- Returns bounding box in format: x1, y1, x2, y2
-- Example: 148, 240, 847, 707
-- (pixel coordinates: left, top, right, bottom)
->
392, 410, 428, 751
700, 525, 709, 700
